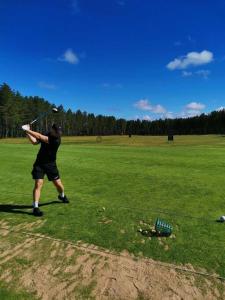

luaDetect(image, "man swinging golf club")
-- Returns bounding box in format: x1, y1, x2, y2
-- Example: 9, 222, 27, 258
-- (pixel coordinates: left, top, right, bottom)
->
21, 123, 69, 216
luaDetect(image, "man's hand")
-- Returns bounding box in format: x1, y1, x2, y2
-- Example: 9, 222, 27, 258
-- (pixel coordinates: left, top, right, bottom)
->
22, 124, 30, 131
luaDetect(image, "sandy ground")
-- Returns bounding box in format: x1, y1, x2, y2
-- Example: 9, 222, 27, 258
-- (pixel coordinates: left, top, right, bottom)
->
0, 220, 224, 300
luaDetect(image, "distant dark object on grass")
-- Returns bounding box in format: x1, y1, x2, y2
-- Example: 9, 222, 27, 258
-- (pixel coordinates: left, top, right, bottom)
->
129, 134, 132, 138
96, 136, 102, 143
168, 130, 174, 142
168, 135, 174, 141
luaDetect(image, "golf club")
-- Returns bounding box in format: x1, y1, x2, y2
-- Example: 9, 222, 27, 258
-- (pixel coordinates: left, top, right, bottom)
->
30, 107, 59, 125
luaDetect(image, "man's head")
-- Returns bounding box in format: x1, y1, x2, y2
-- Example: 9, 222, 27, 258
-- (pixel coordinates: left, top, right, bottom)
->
50, 124, 62, 138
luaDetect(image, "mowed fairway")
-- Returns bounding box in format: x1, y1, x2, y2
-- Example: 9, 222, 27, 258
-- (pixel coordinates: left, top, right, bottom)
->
1, 135, 225, 297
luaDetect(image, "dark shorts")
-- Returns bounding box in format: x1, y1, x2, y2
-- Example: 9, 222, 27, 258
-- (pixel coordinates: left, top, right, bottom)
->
32, 162, 60, 181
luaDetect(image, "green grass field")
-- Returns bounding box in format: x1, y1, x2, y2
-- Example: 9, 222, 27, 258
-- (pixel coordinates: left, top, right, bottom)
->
1, 134, 225, 288
0, 284, 35, 300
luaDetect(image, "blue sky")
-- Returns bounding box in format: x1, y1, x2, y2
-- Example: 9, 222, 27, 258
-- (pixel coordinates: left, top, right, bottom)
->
1, 0, 225, 120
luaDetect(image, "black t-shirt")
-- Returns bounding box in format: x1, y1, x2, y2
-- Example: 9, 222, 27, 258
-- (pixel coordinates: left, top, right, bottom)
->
35, 133, 61, 164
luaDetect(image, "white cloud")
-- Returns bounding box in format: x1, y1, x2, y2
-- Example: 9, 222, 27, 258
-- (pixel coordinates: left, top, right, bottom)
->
134, 100, 206, 120
180, 111, 202, 118
143, 115, 151, 121
182, 71, 193, 77
58, 49, 79, 64
196, 69, 210, 79
159, 102, 207, 119
167, 50, 213, 70
134, 99, 152, 111
165, 112, 175, 119
185, 102, 205, 111
153, 104, 166, 114
182, 69, 211, 79
38, 82, 57, 90
134, 99, 152, 110
179, 101, 206, 118
134, 99, 166, 114
133, 115, 152, 121
217, 107, 225, 111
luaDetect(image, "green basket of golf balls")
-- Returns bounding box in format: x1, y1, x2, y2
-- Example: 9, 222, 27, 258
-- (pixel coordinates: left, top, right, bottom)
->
155, 218, 172, 236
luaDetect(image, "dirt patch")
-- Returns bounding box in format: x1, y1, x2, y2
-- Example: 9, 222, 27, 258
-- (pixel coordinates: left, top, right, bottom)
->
0, 222, 224, 300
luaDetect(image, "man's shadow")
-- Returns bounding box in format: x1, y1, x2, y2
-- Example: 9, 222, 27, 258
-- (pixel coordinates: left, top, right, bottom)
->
0, 201, 61, 215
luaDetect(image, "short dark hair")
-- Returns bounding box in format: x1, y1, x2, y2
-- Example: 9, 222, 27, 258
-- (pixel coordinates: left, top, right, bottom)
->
51, 124, 62, 137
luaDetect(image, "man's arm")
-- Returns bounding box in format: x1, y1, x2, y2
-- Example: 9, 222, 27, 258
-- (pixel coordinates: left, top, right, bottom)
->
26, 133, 40, 145
26, 129, 49, 144
22, 124, 49, 144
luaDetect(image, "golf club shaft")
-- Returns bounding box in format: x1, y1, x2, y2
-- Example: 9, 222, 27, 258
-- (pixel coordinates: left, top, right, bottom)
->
30, 110, 54, 125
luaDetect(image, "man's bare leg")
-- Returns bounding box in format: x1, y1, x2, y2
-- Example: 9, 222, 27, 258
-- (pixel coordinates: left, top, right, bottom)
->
33, 179, 44, 215
53, 179, 69, 203
53, 178, 64, 195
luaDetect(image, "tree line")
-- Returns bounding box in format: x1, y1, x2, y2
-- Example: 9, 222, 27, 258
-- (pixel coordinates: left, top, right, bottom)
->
0, 82, 225, 138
